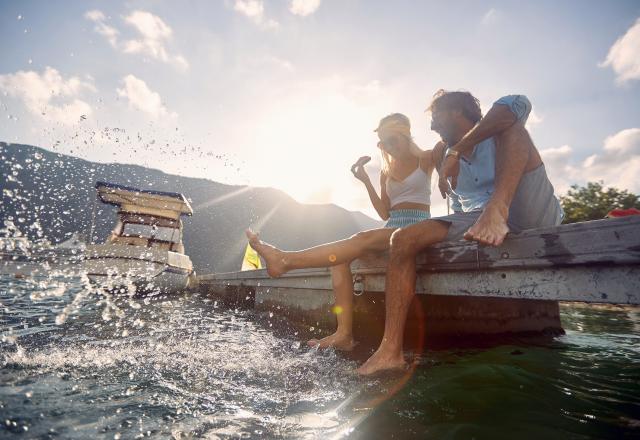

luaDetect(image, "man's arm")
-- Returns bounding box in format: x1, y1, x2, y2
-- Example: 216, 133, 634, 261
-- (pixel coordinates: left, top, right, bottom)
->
462, 95, 538, 246
450, 95, 532, 156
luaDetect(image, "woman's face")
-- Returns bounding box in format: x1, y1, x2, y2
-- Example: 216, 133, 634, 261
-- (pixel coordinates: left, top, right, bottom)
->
378, 134, 409, 158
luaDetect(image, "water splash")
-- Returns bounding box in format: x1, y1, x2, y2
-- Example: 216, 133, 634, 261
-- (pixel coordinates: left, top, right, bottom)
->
1, 277, 363, 438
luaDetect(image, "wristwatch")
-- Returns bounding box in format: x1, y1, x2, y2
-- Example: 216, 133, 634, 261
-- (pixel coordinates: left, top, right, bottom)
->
445, 149, 461, 160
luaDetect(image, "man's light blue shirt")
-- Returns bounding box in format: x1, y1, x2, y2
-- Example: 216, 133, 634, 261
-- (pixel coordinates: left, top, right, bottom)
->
447, 95, 532, 213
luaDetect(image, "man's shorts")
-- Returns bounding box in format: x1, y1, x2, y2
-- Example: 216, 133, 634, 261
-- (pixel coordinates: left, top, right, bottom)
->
433, 164, 564, 241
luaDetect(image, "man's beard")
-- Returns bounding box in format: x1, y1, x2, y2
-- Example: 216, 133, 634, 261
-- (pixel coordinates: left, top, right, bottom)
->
440, 132, 455, 147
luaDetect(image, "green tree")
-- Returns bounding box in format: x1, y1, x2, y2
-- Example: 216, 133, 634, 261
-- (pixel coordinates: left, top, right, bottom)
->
560, 181, 640, 223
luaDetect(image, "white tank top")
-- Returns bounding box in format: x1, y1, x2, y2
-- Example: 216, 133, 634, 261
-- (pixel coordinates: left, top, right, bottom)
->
386, 166, 431, 207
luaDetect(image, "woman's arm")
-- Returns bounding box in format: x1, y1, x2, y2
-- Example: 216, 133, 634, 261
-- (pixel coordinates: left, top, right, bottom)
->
376, 173, 391, 220
418, 141, 447, 174
351, 157, 390, 220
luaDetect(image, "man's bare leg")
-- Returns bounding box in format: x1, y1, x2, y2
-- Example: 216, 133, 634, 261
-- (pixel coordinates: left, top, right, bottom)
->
357, 220, 450, 376
464, 123, 543, 246
246, 228, 394, 277
308, 263, 356, 351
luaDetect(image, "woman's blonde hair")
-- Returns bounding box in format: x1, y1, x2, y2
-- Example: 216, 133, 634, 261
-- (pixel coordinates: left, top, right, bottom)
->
377, 113, 412, 176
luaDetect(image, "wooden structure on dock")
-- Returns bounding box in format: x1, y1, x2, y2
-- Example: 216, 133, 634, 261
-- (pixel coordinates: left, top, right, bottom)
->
197, 216, 640, 346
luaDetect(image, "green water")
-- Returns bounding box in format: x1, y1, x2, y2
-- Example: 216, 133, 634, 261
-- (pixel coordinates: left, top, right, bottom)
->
351, 304, 640, 439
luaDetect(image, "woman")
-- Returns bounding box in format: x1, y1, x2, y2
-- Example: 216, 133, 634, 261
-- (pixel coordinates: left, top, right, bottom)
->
246, 113, 441, 350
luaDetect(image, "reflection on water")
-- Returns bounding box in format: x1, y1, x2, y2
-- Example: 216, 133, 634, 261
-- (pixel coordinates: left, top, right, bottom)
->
1, 276, 639, 439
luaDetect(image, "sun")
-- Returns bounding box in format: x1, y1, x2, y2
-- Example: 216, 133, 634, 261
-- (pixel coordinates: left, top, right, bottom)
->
246, 90, 385, 208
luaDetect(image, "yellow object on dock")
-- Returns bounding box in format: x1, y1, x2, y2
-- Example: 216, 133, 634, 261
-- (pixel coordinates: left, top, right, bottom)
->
241, 243, 262, 271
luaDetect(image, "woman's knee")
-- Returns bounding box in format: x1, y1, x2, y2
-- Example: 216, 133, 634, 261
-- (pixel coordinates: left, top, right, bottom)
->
350, 230, 383, 249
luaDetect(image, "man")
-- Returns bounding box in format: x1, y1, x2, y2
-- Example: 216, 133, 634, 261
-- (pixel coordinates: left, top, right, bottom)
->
357, 90, 563, 376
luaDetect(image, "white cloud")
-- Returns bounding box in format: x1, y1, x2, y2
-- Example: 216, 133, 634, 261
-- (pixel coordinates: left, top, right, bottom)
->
603, 127, 640, 155
0, 67, 95, 124
85, 10, 105, 22
233, 0, 279, 29
84, 9, 189, 71
124, 10, 172, 41
525, 109, 543, 131
599, 17, 640, 84
116, 74, 176, 118
122, 10, 189, 71
541, 128, 640, 195
540, 144, 572, 163
289, 0, 322, 17
85, 10, 119, 47
539, 144, 575, 193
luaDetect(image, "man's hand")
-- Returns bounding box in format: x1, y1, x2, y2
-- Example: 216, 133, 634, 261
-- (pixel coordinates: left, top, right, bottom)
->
438, 154, 460, 198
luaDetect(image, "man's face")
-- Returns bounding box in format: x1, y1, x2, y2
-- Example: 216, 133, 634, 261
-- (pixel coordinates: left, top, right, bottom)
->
430, 108, 455, 144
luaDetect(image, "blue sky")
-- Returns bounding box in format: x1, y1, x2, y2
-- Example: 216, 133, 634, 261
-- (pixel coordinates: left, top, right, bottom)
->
1, 0, 639, 218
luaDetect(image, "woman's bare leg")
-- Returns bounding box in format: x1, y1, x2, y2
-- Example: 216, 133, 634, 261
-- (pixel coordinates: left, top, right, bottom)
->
246, 228, 394, 277
308, 263, 356, 350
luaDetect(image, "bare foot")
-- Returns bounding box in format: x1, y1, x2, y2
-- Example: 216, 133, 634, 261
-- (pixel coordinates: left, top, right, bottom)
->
356, 348, 406, 376
245, 229, 288, 277
464, 201, 510, 246
307, 332, 356, 351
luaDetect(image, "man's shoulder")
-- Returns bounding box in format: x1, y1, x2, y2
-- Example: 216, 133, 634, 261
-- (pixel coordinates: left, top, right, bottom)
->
493, 95, 532, 123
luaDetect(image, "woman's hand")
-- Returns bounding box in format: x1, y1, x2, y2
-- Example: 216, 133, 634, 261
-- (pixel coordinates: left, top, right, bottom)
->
351, 156, 371, 183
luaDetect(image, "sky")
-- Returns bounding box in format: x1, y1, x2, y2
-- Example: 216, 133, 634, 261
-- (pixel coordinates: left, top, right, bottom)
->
1, 0, 640, 219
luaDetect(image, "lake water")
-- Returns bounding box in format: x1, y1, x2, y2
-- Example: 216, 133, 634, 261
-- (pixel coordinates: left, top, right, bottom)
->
1, 275, 639, 439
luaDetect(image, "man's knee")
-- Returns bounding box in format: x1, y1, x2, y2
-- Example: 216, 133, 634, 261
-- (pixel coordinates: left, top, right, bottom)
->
390, 220, 449, 257
389, 227, 420, 256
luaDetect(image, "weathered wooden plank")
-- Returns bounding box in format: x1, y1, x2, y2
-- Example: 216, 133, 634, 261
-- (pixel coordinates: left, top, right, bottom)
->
199, 265, 640, 305
352, 216, 640, 272
197, 216, 640, 305
200, 216, 640, 278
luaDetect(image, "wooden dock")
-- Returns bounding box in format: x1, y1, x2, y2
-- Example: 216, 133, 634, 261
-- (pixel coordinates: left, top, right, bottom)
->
196, 216, 640, 344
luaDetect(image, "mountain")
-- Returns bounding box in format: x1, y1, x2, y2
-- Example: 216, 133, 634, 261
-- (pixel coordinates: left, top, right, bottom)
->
0, 143, 383, 274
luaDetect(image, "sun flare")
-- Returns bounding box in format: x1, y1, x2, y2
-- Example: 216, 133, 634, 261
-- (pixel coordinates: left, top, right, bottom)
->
245, 86, 386, 208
